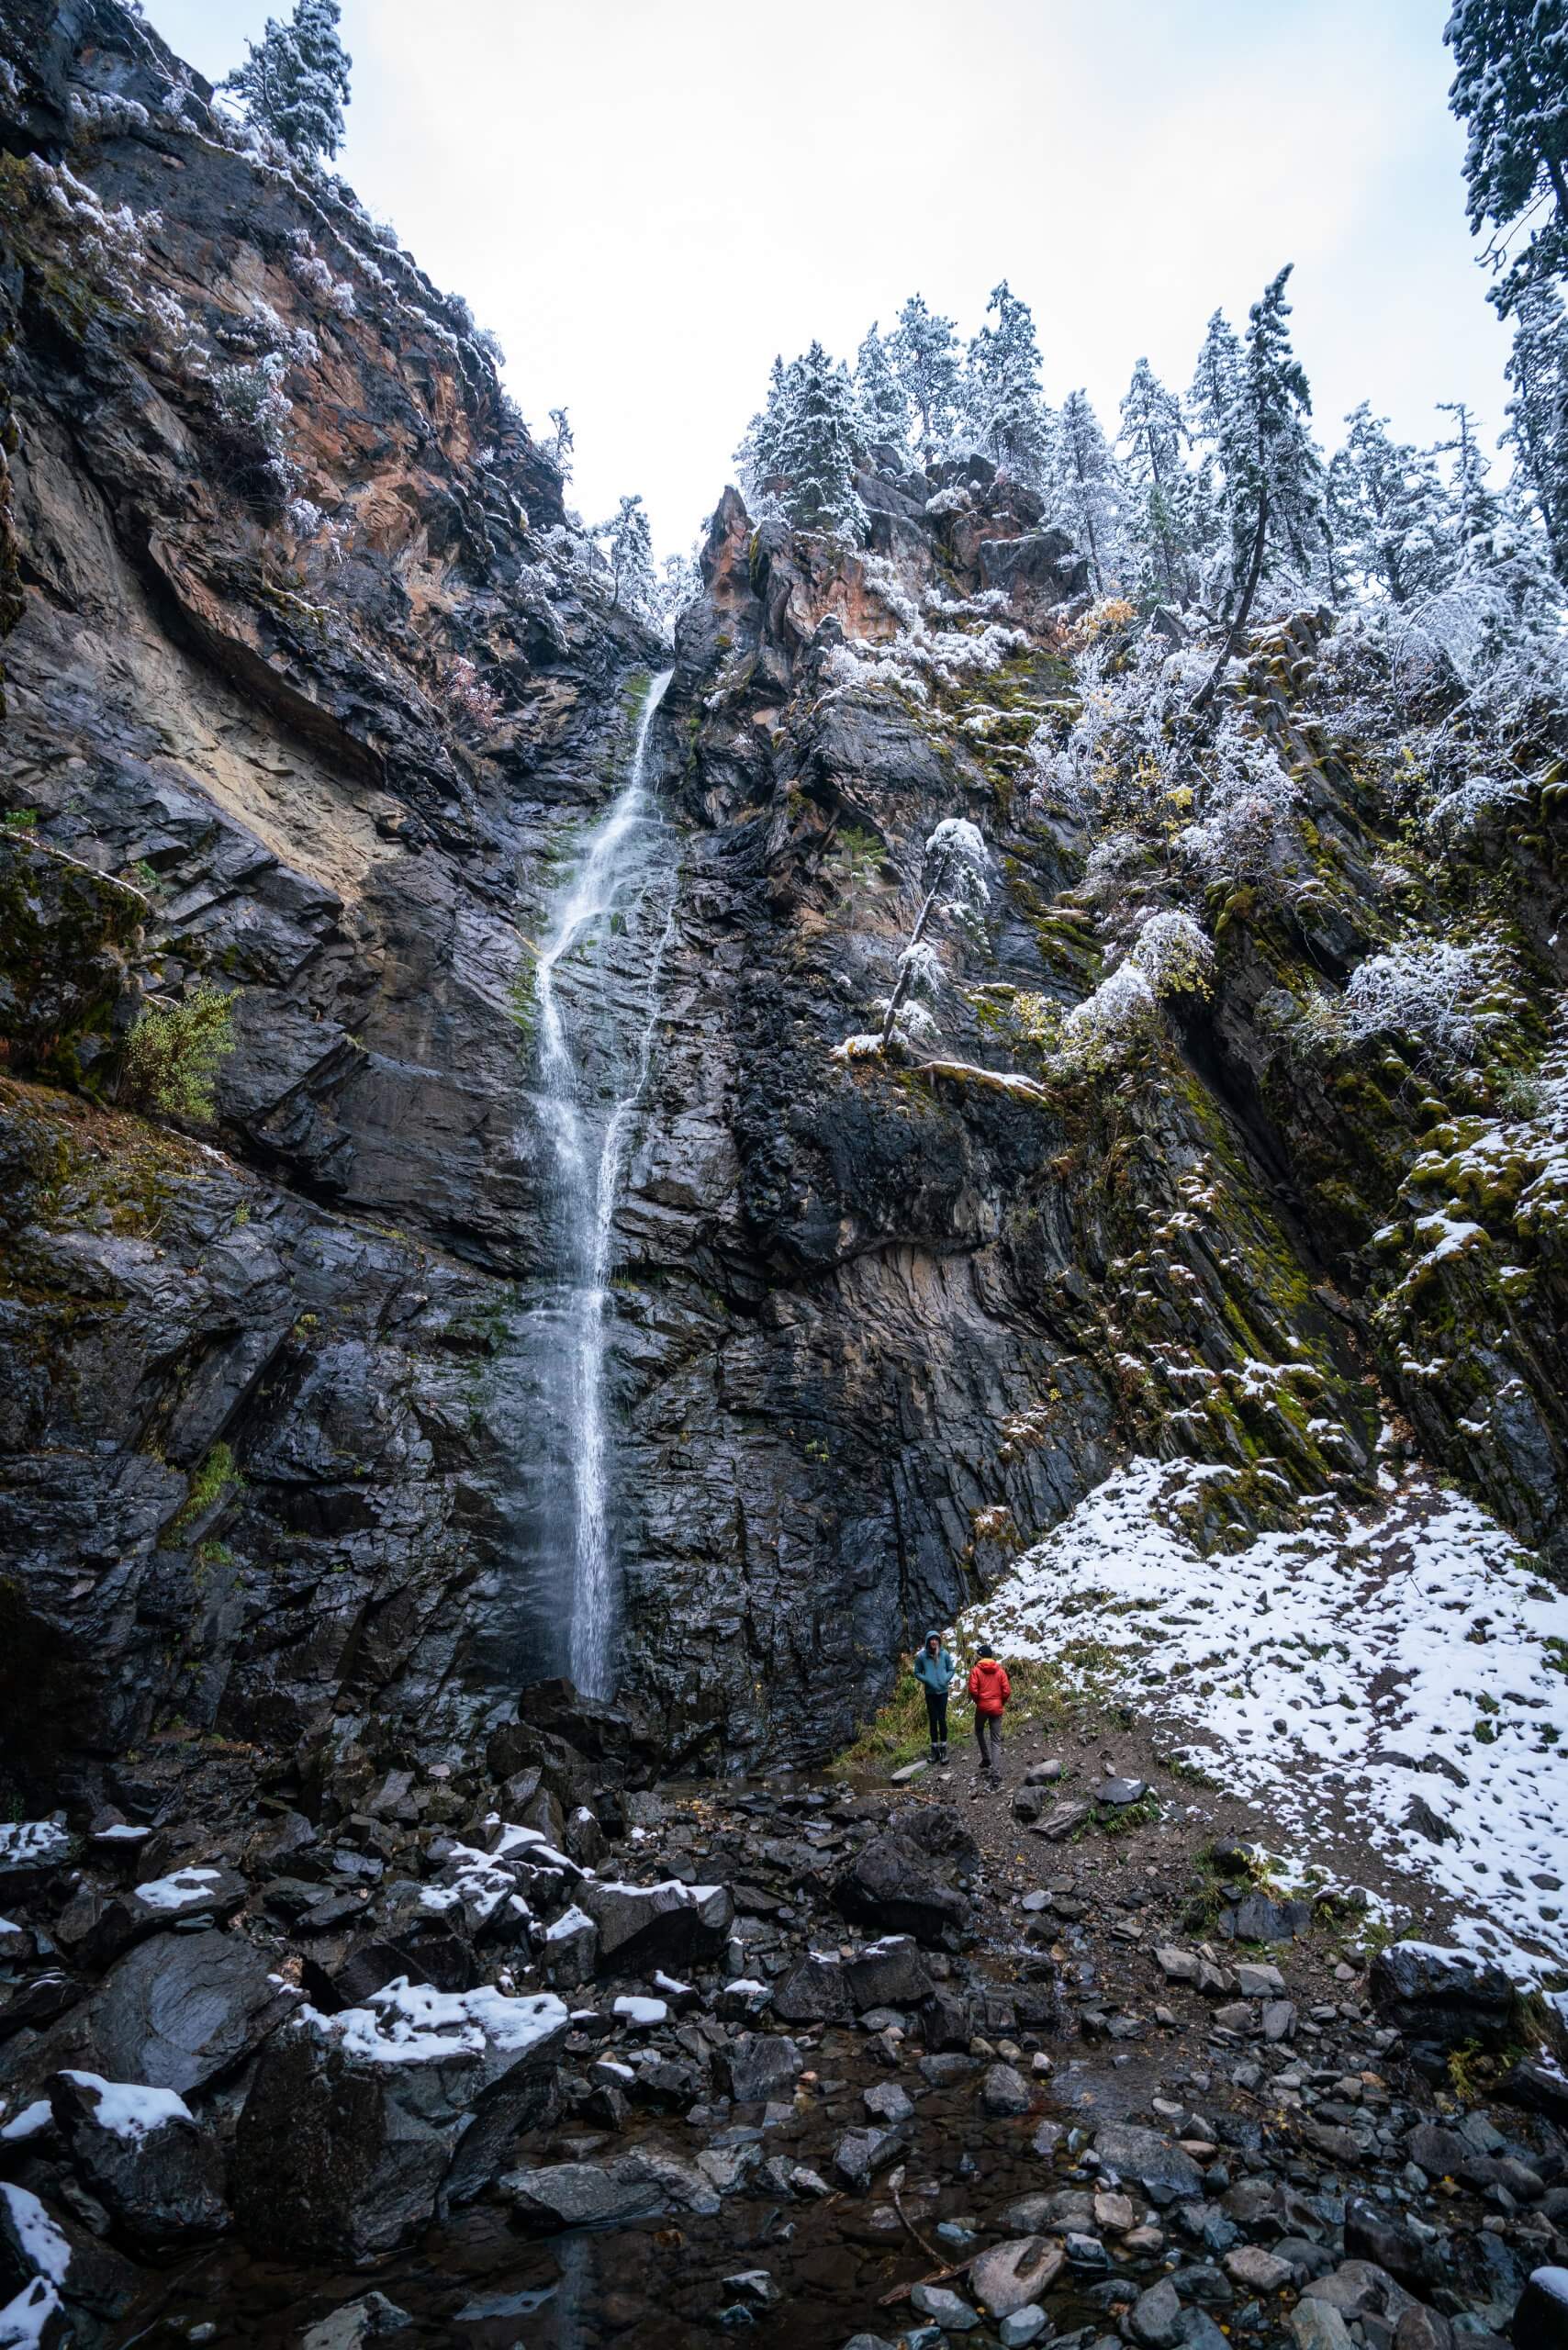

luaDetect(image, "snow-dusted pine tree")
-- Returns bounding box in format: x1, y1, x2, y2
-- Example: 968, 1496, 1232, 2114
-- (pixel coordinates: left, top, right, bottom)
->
1118, 357, 1193, 606
735, 354, 795, 515
597, 494, 658, 618
1446, 0, 1568, 315
773, 342, 868, 543
1435, 398, 1502, 554
544, 407, 574, 481
1047, 390, 1126, 596
1328, 404, 1453, 605
855, 324, 912, 462
222, 0, 352, 162
890, 295, 963, 468
1502, 277, 1568, 579
1193, 267, 1327, 708
964, 282, 1050, 481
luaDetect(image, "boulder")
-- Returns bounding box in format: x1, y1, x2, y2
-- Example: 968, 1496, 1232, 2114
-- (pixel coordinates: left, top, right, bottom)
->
49, 2070, 228, 2249
233, 1980, 568, 2261
88, 1930, 301, 2093
539, 1903, 599, 1991
500, 2143, 720, 2228
844, 1934, 931, 2012
299, 2295, 415, 2349
714, 2033, 801, 2105
832, 1806, 976, 1945
969, 2236, 1065, 2318
1510, 2268, 1568, 2350
1369, 1942, 1518, 2064
0, 2179, 140, 2343
1092, 2121, 1204, 2208
1130, 2277, 1185, 2347
981, 2062, 1032, 2116
577, 1877, 734, 1972
771, 1953, 850, 2025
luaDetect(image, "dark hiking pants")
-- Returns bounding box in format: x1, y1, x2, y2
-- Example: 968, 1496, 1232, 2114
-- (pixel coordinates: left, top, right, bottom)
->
975, 1712, 1003, 1777
924, 1687, 948, 1751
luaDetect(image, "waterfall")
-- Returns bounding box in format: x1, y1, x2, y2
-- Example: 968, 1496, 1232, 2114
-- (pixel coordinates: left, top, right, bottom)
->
520, 667, 675, 1698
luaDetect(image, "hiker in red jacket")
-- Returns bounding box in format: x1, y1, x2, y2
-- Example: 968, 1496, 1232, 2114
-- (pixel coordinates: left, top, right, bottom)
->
968, 1645, 1011, 1793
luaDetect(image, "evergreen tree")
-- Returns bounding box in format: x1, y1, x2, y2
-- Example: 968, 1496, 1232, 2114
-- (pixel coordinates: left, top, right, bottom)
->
855, 324, 912, 461
1047, 390, 1126, 597
545, 407, 574, 481
1193, 267, 1327, 709
1188, 309, 1245, 456
734, 354, 795, 512
1435, 398, 1503, 553
890, 294, 963, 467
773, 342, 868, 543
597, 494, 658, 618
964, 281, 1050, 480
1328, 404, 1453, 604
1118, 357, 1193, 605
1446, 0, 1568, 314
223, 0, 352, 162
1502, 276, 1568, 578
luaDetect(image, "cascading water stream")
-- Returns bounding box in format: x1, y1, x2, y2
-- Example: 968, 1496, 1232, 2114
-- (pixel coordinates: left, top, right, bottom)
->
521, 668, 675, 1697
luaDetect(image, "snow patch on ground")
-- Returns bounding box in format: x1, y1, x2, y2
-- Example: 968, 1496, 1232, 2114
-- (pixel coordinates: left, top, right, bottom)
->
969, 1456, 1568, 1975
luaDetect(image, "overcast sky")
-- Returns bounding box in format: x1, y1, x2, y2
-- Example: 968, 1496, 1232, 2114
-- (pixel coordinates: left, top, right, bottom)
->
146, 0, 1509, 558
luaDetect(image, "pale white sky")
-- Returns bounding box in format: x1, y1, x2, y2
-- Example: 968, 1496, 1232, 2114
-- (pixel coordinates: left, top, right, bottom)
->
147, 0, 1510, 557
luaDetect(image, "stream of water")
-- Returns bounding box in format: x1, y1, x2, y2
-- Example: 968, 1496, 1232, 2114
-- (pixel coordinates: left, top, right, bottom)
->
506, 668, 676, 1699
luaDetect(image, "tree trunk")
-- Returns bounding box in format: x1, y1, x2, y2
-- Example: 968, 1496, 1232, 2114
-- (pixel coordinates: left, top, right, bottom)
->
879, 851, 950, 1050
1193, 486, 1269, 715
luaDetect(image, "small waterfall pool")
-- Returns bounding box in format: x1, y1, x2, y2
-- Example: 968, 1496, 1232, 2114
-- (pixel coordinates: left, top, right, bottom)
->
498, 668, 677, 1700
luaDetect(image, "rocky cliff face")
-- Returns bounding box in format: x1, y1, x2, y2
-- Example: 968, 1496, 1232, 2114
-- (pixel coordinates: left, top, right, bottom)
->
4, 0, 1566, 1837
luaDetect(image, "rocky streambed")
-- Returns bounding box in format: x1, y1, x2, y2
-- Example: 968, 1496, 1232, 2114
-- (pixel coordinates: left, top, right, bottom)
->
3, 1694, 1565, 2348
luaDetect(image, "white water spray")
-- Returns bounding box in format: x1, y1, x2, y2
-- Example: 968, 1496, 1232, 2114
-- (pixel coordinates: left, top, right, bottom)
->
528, 669, 675, 1696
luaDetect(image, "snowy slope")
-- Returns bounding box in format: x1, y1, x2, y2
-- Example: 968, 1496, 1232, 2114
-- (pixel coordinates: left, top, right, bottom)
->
969, 1456, 1568, 1976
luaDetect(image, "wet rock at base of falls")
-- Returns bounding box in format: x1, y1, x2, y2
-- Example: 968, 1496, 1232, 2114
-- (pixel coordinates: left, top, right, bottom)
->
1369, 1942, 1518, 2067
981, 2061, 1033, 2116
713, 2031, 802, 2105
327, 1921, 479, 2009
1129, 2277, 1186, 2347
232, 1984, 568, 2261
771, 1952, 852, 2025
0, 2179, 142, 2344
1092, 2121, 1205, 2208
832, 1806, 978, 1946
833, 2124, 907, 2188
578, 1877, 734, 1973
299, 2294, 416, 2349
1509, 2269, 1568, 2350
500, 2143, 721, 2229
969, 2235, 1066, 2318
48, 2071, 229, 2250
84, 1930, 302, 2094
844, 1934, 933, 2011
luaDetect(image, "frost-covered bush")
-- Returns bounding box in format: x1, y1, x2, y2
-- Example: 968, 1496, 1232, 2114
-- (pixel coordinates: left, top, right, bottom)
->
288, 246, 356, 317
213, 352, 291, 447
926, 816, 990, 920
1126, 909, 1215, 998
1427, 771, 1532, 837
1057, 959, 1159, 1074
1175, 711, 1301, 888
1301, 936, 1510, 1062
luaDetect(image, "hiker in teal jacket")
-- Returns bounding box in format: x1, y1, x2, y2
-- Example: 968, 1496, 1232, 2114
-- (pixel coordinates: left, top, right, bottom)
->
913, 1630, 957, 1765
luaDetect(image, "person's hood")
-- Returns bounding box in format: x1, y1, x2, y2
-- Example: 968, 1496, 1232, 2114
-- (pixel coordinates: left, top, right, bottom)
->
924, 1629, 943, 1648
